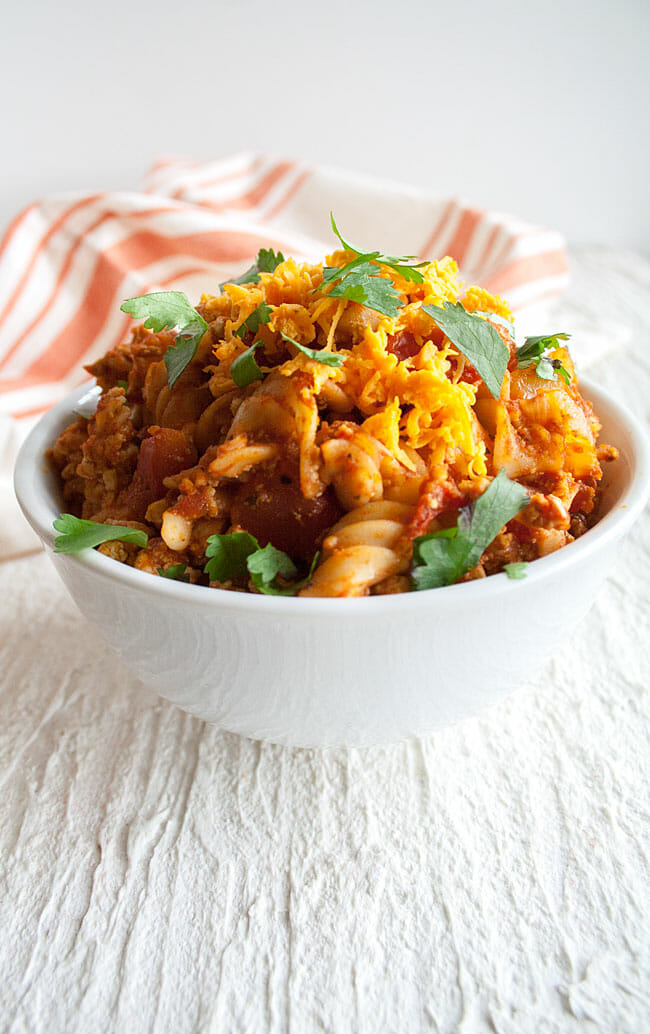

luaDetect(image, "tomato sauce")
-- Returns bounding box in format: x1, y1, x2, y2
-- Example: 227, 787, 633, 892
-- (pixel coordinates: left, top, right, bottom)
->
125, 428, 197, 519
231, 465, 343, 561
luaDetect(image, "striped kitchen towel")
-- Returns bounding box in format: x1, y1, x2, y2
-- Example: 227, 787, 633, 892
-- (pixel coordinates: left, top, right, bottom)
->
0, 153, 570, 422
0, 152, 570, 557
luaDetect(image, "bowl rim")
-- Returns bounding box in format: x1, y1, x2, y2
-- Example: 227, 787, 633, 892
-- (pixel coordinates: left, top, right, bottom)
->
14, 376, 650, 616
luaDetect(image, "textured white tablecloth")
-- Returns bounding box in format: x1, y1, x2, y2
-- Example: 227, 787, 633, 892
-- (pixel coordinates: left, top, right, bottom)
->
1, 246, 649, 1034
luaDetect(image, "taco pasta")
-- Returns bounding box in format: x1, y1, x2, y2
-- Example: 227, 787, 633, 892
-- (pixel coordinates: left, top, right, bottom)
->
49, 223, 616, 596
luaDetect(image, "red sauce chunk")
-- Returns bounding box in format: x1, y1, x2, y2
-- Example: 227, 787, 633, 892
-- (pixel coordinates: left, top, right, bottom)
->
125, 428, 197, 519
231, 466, 343, 562
387, 331, 421, 362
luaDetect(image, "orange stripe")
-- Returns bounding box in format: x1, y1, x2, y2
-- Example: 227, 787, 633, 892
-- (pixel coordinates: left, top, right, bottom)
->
0, 263, 212, 399
147, 157, 204, 180
484, 226, 546, 280
0, 203, 194, 374
188, 161, 296, 214
417, 200, 457, 259
79, 262, 213, 368
157, 263, 216, 286
149, 156, 194, 173
2, 165, 294, 373
470, 223, 502, 277
146, 157, 220, 193
0, 372, 47, 394
21, 228, 293, 383
483, 250, 569, 295
10, 400, 66, 420
443, 208, 485, 267
0, 194, 106, 332
264, 168, 312, 221
72, 260, 212, 374
170, 156, 264, 200
474, 228, 518, 286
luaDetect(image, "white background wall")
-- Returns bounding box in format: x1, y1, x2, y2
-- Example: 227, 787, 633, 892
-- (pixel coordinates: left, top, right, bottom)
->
2, 0, 648, 252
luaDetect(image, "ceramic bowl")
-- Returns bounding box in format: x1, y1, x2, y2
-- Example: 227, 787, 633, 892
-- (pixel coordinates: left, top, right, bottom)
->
14, 379, 650, 747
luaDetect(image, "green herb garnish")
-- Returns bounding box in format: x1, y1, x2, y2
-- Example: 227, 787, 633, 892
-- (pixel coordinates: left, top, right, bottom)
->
321, 262, 403, 318
221, 247, 285, 288
515, 333, 571, 384
231, 328, 343, 388
120, 291, 209, 390
204, 532, 318, 595
422, 301, 509, 400
231, 341, 265, 387
204, 531, 258, 581
329, 213, 428, 282
247, 543, 299, 594
411, 470, 529, 590
230, 301, 274, 385
318, 213, 427, 318
504, 562, 528, 580
234, 301, 273, 339
280, 332, 344, 367
157, 563, 190, 582
117, 379, 128, 392
53, 514, 148, 554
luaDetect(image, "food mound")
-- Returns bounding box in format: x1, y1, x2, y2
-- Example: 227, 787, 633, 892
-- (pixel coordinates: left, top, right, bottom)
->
49, 220, 616, 597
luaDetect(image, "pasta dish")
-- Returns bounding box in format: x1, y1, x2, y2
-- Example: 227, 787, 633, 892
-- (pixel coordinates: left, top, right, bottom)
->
49, 217, 616, 597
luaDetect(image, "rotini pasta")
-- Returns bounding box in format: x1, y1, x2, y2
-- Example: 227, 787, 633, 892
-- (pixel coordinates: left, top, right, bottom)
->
49, 229, 616, 596
301, 501, 414, 597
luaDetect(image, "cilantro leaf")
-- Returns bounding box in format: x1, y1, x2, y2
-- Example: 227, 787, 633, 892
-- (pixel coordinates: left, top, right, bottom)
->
204, 531, 259, 582
473, 310, 516, 335
53, 514, 148, 554
515, 333, 571, 384
164, 334, 203, 389
255, 249, 285, 274
329, 212, 358, 253
320, 213, 425, 316
320, 255, 381, 288
251, 550, 320, 596
422, 302, 509, 400
120, 291, 203, 335
411, 470, 529, 590
324, 265, 403, 318
382, 262, 425, 284
234, 301, 273, 339
120, 291, 209, 389
329, 214, 426, 274
280, 332, 344, 367
222, 248, 285, 288
536, 357, 556, 381
204, 532, 318, 595
247, 543, 298, 593
516, 332, 570, 359
117, 379, 128, 392
231, 341, 265, 387
504, 562, 528, 580
157, 564, 190, 582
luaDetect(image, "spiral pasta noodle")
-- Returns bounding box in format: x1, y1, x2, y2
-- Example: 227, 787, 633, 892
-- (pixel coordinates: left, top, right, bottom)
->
300, 501, 414, 597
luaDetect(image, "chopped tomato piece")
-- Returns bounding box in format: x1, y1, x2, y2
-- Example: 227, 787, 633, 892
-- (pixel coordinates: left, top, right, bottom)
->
231, 465, 343, 561
125, 428, 197, 519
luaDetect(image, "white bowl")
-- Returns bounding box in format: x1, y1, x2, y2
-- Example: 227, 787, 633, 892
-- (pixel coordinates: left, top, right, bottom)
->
14, 379, 650, 747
